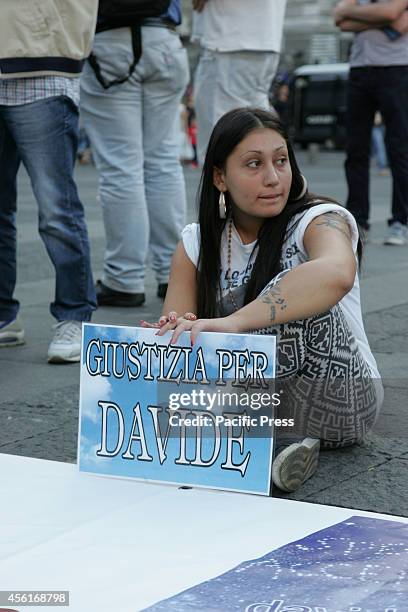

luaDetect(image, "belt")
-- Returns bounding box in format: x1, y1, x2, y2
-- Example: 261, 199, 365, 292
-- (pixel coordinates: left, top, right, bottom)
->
141, 17, 177, 31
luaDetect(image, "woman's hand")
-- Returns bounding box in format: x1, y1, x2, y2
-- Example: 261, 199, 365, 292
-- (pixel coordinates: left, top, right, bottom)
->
140, 311, 197, 330
189, 317, 241, 346
155, 315, 241, 346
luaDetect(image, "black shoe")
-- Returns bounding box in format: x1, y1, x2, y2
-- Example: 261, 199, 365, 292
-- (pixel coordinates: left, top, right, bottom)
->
96, 280, 145, 307
157, 283, 168, 300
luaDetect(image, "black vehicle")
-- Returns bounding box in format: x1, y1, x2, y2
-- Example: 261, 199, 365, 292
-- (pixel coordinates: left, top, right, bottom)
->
289, 63, 349, 149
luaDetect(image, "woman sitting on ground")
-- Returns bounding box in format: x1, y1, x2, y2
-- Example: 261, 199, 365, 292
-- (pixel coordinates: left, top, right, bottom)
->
143, 107, 383, 493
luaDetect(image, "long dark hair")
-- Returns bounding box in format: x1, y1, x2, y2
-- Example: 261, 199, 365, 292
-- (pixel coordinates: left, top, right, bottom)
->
196, 107, 360, 318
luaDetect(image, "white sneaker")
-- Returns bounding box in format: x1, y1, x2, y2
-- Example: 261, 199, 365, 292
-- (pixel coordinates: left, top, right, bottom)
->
384, 222, 407, 246
47, 320, 82, 364
0, 316, 25, 347
272, 438, 320, 492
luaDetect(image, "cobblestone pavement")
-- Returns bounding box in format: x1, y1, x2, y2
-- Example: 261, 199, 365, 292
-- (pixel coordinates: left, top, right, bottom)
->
1, 151, 407, 516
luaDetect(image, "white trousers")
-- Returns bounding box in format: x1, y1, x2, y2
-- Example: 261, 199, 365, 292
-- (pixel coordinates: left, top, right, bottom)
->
194, 49, 279, 164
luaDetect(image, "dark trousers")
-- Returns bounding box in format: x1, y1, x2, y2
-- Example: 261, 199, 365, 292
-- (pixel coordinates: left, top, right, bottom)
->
345, 66, 408, 229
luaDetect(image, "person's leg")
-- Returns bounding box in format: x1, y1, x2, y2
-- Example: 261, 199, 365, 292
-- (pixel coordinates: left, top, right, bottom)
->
345, 68, 377, 230
253, 274, 379, 491
0, 110, 21, 324
2, 98, 96, 322
217, 51, 279, 111
377, 66, 408, 230
142, 27, 189, 287
266, 308, 378, 491
257, 306, 378, 448
295, 307, 378, 446
81, 28, 147, 295
194, 50, 278, 165
194, 49, 218, 165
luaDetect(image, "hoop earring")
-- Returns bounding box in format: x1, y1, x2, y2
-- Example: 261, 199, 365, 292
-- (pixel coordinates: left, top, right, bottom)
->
294, 174, 308, 201
219, 191, 227, 219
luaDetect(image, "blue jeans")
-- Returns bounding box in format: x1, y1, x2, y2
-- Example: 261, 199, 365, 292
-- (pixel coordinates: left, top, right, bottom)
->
345, 66, 408, 229
0, 96, 97, 322
80, 26, 189, 293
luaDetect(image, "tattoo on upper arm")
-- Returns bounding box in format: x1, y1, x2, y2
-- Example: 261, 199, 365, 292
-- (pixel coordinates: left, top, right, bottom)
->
315, 212, 352, 240
260, 284, 287, 324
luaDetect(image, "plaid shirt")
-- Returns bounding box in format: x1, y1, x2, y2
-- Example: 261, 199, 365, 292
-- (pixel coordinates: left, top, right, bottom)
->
0, 76, 80, 106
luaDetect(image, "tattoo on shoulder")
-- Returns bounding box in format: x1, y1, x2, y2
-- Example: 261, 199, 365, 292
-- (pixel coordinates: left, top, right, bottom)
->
315, 212, 351, 240
260, 283, 287, 324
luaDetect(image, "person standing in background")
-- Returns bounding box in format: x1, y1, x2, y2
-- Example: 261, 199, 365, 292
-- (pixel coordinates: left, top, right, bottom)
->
334, 0, 408, 245
81, 0, 189, 307
192, 0, 287, 164
273, 83, 291, 132
0, 0, 98, 363
186, 92, 199, 168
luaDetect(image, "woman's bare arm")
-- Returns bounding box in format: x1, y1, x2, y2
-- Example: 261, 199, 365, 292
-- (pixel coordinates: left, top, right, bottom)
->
162, 241, 198, 316
157, 214, 357, 345
223, 213, 356, 333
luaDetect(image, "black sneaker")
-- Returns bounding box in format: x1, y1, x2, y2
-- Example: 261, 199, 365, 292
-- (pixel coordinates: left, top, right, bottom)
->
157, 283, 168, 300
96, 280, 145, 307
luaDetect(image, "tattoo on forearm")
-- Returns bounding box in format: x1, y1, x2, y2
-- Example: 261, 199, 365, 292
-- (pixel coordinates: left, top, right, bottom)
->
315, 212, 351, 240
260, 284, 287, 323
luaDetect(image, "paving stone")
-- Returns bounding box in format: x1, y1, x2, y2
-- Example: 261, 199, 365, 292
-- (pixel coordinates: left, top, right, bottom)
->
273, 434, 407, 507
291, 457, 408, 517
365, 304, 408, 353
